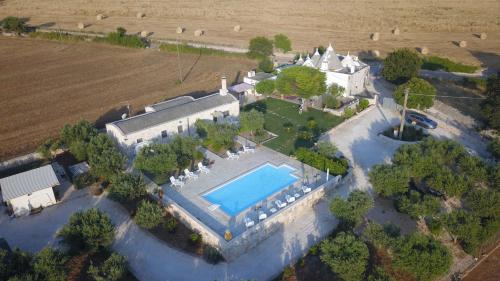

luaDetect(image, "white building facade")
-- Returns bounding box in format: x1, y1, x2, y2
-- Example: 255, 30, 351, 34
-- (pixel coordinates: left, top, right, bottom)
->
106, 77, 240, 154
296, 43, 370, 96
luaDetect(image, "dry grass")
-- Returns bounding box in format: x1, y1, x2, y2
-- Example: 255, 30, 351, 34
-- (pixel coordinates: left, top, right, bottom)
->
1, 0, 499, 65
0, 37, 255, 160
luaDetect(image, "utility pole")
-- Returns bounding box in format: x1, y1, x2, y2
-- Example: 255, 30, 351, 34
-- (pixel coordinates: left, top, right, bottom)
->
398, 88, 409, 140
176, 38, 183, 84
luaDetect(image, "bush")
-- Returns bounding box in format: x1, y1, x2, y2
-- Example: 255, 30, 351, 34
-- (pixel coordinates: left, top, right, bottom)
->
134, 200, 164, 229
382, 48, 422, 84
329, 84, 345, 96
330, 190, 374, 227
342, 107, 355, 119
1, 16, 26, 33
323, 94, 340, 109
488, 138, 500, 160
87, 253, 127, 281
282, 266, 294, 280
159, 43, 245, 58
315, 141, 338, 158
164, 217, 178, 233
195, 120, 238, 151
395, 190, 441, 219
274, 34, 292, 53
247, 36, 273, 59
30, 31, 86, 42
481, 73, 500, 131
73, 173, 98, 189
189, 233, 202, 245
394, 77, 436, 110
240, 109, 265, 135
295, 148, 348, 176
95, 28, 146, 48
58, 209, 114, 251
275, 66, 327, 101
369, 164, 410, 197
422, 56, 478, 73
426, 216, 443, 236
32, 248, 67, 281
255, 79, 275, 96
202, 245, 224, 264
37, 139, 57, 159
357, 99, 370, 112
134, 143, 177, 176
258, 57, 274, 73
87, 134, 126, 180
461, 77, 487, 91
109, 173, 147, 203
363, 222, 399, 249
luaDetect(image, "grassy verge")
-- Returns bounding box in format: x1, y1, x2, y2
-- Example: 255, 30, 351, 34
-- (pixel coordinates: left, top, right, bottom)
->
159, 43, 247, 58
29, 31, 87, 42
29, 31, 146, 48
244, 98, 343, 155
422, 55, 479, 73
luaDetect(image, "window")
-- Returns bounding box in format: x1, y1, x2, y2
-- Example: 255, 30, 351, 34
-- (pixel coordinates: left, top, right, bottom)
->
177, 125, 183, 134
223, 110, 230, 117
136, 138, 143, 144
161, 130, 168, 138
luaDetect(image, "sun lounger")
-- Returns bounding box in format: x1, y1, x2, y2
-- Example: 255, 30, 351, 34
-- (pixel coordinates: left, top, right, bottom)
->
285, 195, 295, 203
184, 169, 198, 180
243, 146, 255, 153
226, 150, 239, 159
258, 211, 267, 221
244, 217, 255, 228
197, 162, 210, 174
294, 193, 301, 199
275, 200, 287, 209
270, 207, 277, 214
302, 185, 311, 194
170, 176, 184, 187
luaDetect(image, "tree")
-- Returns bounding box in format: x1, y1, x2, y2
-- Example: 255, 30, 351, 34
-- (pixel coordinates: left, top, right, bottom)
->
87, 134, 125, 180
315, 141, 338, 158
1, 17, 26, 34
368, 266, 396, 281
274, 34, 292, 53
60, 119, 98, 160
320, 232, 369, 281
329, 84, 345, 97
58, 208, 114, 251
134, 143, 177, 176
275, 66, 326, 109
195, 120, 238, 151
480, 73, 500, 130
445, 210, 481, 253
88, 253, 127, 281
258, 57, 274, 73
239, 110, 265, 136
0, 248, 32, 280
134, 200, 163, 229
395, 191, 441, 219
116, 27, 126, 36
369, 164, 410, 197
255, 80, 275, 96
488, 137, 500, 160
69, 140, 88, 161
382, 48, 422, 84
465, 189, 500, 218
330, 190, 373, 227
32, 248, 67, 281
109, 173, 147, 203
427, 166, 467, 197
247, 36, 273, 59
394, 77, 436, 110
169, 136, 199, 169
393, 233, 452, 281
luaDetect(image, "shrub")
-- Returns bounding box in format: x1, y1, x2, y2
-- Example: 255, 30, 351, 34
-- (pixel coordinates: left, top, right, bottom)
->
29, 31, 87, 42
461, 77, 487, 90
282, 266, 294, 280
87, 253, 127, 281
195, 120, 238, 151
32, 248, 67, 281
109, 173, 147, 203
134, 143, 177, 176
274, 34, 292, 53
95, 27, 146, 48
394, 77, 436, 110
275, 66, 327, 101
164, 217, 178, 233
255, 79, 275, 96
240, 110, 265, 135
69, 140, 88, 161
37, 139, 56, 159
247, 36, 273, 59
357, 98, 370, 112
426, 216, 443, 236
488, 138, 500, 160
395, 190, 441, 219
363, 222, 400, 249
308, 244, 319, 255
73, 173, 97, 189
422, 56, 478, 73
329, 84, 345, 97
342, 107, 355, 119
258, 57, 274, 73
369, 164, 410, 197
58, 209, 114, 251
323, 94, 340, 109
202, 245, 224, 264
382, 48, 422, 84
159, 43, 245, 58
282, 121, 294, 132
1, 16, 26, 33
87, 134, 126, 180
295, 148, 348, 176
330, 190, 374, 227
315, 141, 338, 158
135, 200, 163, 229
481, 73, 500, 131
189, 233, 202, 245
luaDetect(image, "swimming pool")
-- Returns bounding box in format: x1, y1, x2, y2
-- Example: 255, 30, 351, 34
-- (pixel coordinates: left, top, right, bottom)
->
203, 163, 299, 216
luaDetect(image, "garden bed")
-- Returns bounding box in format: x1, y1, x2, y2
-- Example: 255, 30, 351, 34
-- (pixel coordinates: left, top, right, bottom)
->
382, 125, 428, 142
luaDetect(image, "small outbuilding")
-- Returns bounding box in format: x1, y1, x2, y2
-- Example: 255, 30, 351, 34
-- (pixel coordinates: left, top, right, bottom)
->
0, 165, 59, 216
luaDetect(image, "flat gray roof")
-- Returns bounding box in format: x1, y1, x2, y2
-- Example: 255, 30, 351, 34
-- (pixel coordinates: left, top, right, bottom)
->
0, 165, 59, 201
111, 93, 237, 136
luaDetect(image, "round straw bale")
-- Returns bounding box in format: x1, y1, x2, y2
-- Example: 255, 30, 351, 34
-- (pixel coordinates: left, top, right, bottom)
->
233, 25, 241, 32
459, 40, 467, 48
136, 12, 145, 19
480, 33, 487, 40
194, 29, 204, 37
419, 47, 429, 55
176, 27, 184, 34
77, 22, 85, 30
96, 14, 104, 21
140, 30, 148, 37
392, 27, 400, 36
371, 32, 380, 41
371, 50, 380, 58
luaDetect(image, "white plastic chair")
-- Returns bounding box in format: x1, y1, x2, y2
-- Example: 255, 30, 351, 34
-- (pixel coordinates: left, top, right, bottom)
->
197, 162, 210, 174
184, 169, 198, 180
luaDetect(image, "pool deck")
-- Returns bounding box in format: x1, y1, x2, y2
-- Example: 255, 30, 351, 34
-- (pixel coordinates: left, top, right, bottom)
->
161, 139, 326, 237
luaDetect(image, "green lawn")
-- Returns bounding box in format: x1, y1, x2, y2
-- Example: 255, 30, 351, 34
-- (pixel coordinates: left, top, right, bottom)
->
244, 98, 343, 155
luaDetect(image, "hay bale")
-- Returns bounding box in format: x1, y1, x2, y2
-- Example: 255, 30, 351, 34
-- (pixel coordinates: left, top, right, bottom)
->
176, 27, 184, 34
371, 32, 380, 41
140, 30, 148, 38
459, 40, 467, 48
419, 47, 429, 55
480, 32, 487, 40
136, 12, 145, 19
96, 14, 105, 21
194, 29, 204, 37
392, 27, 400, 36
371, 50, 380, 58
233, 25, 241, 32
77, 22, 85, 30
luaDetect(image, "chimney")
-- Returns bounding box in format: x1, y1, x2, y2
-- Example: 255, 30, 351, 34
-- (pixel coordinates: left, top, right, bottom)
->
219, 76, 228, 96
350, 65, 355, 74
247, 71, 254, 78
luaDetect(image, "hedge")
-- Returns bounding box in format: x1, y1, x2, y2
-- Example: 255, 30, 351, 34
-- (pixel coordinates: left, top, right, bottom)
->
295, 148, 348, 176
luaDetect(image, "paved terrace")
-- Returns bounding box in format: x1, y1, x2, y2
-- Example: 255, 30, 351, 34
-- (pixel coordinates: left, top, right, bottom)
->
162, 140, 326, 237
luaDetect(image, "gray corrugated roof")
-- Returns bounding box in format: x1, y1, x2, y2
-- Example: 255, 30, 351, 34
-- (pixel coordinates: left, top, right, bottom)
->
0, 165, 59, 201
112, 93, 238, 135
149, 96, 195, 111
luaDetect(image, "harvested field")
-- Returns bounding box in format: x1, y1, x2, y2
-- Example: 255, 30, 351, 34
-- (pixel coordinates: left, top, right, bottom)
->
462, 245, 500, 281
1, 0, 499, 66
0, 37, 256, 160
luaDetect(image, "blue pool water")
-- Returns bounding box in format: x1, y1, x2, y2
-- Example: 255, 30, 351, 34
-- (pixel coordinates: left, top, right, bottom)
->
203, 163, 298, 216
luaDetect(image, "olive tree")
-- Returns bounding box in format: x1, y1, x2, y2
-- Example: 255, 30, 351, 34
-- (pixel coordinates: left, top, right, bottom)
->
382, 48, 422, 84
393, 77, 436, 110
275, 66, 326, 109
87, 134, 125, 180
255, 80, 275, 96
239, 109, 265, 136
87, 253, 127, 281
274, 34, 292, 53
369, 164, 410, 197
134, 200, 164, 229
108, 173, 147, 203
134, 143, 177, 176
330, 190, 373, 227
247, 36, 273, 59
